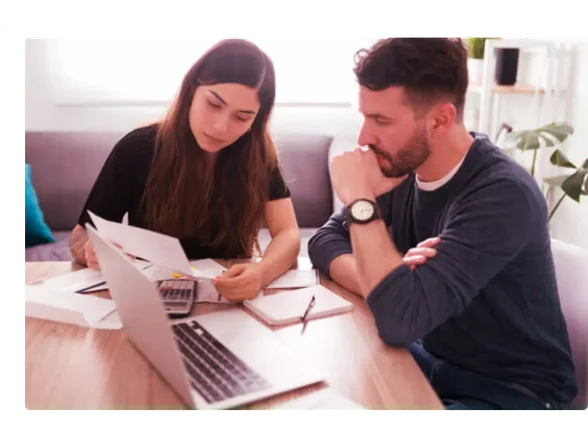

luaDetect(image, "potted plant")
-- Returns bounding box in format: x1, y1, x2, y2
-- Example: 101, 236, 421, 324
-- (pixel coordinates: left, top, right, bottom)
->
504, 122, 587, 221
466, 38, 487, 86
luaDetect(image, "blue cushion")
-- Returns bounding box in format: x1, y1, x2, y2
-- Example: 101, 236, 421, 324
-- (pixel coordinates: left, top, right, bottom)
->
25, 163, 54, 247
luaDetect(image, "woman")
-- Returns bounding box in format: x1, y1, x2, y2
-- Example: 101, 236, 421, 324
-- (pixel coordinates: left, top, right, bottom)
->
70, 39, 301, 301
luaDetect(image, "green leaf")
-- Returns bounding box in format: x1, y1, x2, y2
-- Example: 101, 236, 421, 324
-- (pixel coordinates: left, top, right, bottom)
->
519, 132, 541, 151
550, 149, 577, 169
538, 123, 574, 143
544, 174, 572, 187
561, 170, 588, 202
538, 133, 555, 147
504, 123, 574, 150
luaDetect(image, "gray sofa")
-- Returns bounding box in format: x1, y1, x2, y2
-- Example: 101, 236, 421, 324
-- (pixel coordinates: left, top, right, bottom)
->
25, 130, 337, 261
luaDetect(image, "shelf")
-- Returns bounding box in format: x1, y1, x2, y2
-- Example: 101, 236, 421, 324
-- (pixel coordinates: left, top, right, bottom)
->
468, 84, 545, 94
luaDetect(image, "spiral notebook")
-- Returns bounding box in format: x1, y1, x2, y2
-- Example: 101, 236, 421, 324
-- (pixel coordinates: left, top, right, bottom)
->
243, 285, 353, 326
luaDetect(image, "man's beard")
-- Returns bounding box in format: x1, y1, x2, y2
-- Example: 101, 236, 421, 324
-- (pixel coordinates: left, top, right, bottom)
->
369, 130, 431, 178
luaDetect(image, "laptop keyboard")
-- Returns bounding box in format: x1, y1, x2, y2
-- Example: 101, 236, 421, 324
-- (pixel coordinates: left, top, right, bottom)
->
172, 321, 272, 404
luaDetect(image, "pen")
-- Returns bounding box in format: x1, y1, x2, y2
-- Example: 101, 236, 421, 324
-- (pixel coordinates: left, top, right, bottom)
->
75, 264, 154, 294
300, 295, 316, 322
75, 281, 107, 294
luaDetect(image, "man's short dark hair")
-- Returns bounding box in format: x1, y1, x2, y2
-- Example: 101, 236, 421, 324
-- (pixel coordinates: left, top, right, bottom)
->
353, 38, 469, 121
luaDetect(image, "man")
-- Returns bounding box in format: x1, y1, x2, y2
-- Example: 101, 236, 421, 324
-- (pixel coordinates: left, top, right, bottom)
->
308, 38, 577, 410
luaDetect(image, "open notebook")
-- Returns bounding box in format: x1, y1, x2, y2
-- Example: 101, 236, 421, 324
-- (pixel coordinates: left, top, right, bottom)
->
266, 269, 319, 289
243, 285, 353, 326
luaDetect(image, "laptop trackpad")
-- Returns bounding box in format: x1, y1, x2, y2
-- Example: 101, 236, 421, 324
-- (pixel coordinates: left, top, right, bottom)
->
190, 309, 322, 384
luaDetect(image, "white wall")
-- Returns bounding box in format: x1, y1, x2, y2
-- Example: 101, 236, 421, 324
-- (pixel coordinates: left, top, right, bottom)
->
548, 40, 588, 250
25, 38, 364, 140
25, 38, 588, 249
462, 40, 588, 250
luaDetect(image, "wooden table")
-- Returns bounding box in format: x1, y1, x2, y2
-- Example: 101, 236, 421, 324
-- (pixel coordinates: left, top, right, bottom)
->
25, 259, 443, 410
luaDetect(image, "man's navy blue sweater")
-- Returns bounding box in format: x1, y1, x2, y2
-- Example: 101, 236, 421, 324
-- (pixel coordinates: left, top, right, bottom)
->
308, 133, 578, 406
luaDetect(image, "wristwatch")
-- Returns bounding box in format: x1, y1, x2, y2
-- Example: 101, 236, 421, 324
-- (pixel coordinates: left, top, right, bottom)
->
344, 198, 381, 225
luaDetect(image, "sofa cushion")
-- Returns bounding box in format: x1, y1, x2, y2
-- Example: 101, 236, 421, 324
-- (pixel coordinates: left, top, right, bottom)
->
257, 228, 317, 258
25, 131, 127, 231
273, 133, 334, 228
25, 231, 73, 262
25, 131, 335, 232
25, 163, 55, 247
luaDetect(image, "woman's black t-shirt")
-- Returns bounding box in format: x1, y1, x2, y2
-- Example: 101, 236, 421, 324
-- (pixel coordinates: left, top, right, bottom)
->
78, 125, 291, 259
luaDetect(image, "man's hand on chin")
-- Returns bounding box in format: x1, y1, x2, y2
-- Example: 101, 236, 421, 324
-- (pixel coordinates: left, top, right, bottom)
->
330, 147, 407, 206
329, 146, 415, 297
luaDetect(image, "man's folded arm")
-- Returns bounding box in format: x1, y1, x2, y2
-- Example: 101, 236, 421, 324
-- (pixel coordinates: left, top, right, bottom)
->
363, 182, 535, 346
308, 209, 362, 294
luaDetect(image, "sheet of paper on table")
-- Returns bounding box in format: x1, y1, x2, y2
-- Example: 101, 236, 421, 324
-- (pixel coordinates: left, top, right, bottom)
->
25, 284, 122, 329
26, 260, 154, 294
195, 280, 233, 304
271, 388, 369, 415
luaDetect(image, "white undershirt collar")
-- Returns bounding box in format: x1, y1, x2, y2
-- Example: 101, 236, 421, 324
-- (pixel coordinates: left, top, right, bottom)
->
415, 154, 467, 191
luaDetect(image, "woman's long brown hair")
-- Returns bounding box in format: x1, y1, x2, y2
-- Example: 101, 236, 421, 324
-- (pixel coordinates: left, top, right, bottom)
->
141, 39, 279, 258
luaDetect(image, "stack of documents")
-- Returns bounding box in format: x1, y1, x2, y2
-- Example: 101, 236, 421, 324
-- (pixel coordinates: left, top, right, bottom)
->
25, 212, 335, 328
26, 211, 333, 330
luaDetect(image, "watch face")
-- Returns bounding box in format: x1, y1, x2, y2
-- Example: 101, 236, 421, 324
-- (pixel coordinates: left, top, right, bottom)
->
351, 200, 375, 221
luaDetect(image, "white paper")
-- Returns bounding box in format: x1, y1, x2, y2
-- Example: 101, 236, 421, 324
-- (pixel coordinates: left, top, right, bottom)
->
87, 211, 193, 277
271, 389, 365, 410
40, 267, 105, 293
103, 260, 222, 285
190, 268, 217, 280
141, 265, 176, 281
243, 285, 352, 326
25, 284, 121, 329
190, 258, 226, 278
151, 259, 225, 280
27, 261, 153, 294
190, 260, 264, 303
95, 310, 122, 329
195, 279, 232, 304
266, 269, 319, 289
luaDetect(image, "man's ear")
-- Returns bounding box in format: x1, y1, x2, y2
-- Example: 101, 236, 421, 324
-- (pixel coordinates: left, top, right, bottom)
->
429, 102, 456, 134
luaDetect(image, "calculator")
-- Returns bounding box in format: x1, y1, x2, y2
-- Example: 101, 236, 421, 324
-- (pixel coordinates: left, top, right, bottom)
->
157, 279, 197, 318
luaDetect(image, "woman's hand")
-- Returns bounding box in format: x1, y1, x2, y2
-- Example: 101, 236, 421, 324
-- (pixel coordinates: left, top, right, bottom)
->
84, 239, 101, 270
212, 263, 265, 301
84, 238, 134, 271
